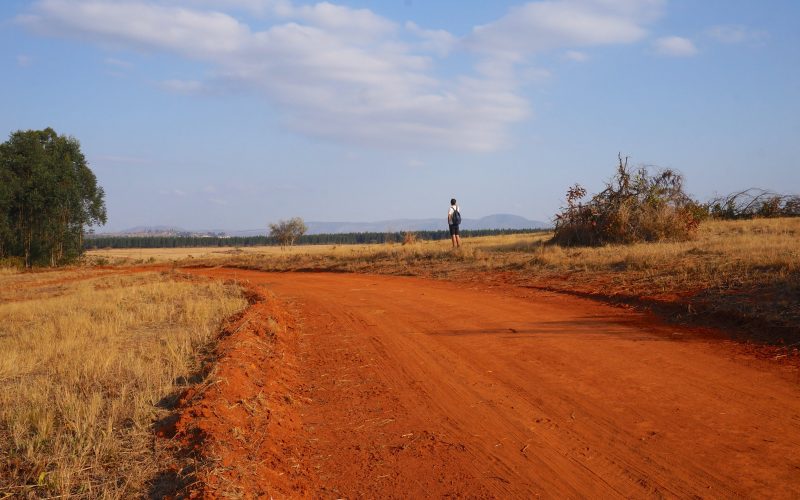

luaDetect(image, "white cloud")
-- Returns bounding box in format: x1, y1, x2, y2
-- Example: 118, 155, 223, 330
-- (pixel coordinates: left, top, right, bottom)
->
522, 67, 552, 83
564, 50, 589, 62
289, 2, 396, 43
466, 0, 664, 57
653, 36, 697, 57
706, 25, 767, 45
405, 21, 456, 57
160, 79, 207, 94
104, 57, 133, 69
19, 0, 665, 152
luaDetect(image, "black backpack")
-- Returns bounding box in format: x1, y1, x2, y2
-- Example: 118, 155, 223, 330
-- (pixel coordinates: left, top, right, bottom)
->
451, 207, 461, 225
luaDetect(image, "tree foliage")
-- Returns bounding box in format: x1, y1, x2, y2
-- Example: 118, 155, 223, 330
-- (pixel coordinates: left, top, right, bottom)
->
0, 128, 106, 267
553, 155, 702, 246
268, 217, 308, 247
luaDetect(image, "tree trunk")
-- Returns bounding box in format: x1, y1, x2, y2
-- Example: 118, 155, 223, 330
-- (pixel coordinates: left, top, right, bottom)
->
24, 227, 32, 268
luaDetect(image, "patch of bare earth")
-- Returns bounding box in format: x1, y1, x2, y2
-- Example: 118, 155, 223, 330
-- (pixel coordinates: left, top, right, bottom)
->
162, 268, 800, 498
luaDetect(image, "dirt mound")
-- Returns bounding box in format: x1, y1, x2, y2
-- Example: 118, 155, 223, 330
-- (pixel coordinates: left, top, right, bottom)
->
154, 283, 311, 498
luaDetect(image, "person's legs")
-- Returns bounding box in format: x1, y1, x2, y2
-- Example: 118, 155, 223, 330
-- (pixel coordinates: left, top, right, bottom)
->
450, 225, 460, 248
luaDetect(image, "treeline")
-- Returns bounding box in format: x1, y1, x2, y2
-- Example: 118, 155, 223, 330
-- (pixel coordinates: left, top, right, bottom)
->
85, 228, 545, 249
1, 129, 106, 267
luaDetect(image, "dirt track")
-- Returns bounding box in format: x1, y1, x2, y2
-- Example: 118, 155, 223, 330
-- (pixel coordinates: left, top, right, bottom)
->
186, 269, 800, 498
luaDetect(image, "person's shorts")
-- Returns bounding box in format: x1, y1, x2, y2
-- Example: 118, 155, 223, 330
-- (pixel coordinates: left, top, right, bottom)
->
449, 224, 460, 236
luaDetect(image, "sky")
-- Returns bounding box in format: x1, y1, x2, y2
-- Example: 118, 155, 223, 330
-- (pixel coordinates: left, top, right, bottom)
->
1, 0, 799, 231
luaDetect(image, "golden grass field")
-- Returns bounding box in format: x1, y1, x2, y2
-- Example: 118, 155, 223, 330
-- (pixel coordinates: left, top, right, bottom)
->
0, 270, 246, 498
86, 218, 798, 285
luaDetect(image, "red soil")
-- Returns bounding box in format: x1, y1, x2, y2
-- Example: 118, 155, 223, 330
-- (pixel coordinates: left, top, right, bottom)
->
166, 269, 800, 498
157, 284, 310, 498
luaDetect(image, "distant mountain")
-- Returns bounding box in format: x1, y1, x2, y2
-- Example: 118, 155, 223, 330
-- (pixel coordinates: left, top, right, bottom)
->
95, 214, 550, 238
461, 214, 549, 231
118, 225, 183, 234
90, 226, 226, 238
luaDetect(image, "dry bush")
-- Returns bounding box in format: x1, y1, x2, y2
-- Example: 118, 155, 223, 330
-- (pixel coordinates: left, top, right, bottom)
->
708, 189, 800, 219
553, 155, 702, 246
402, 232, 418, 245
0, 271, 246, 498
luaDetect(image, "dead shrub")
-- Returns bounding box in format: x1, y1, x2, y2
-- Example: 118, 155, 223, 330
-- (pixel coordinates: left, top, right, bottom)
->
553, 155, 701, 246
708, 189, 800, 219
402, 232, 418, 245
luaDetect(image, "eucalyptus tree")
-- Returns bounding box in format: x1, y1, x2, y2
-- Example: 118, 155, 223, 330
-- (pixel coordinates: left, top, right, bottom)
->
0, 128, 106, 267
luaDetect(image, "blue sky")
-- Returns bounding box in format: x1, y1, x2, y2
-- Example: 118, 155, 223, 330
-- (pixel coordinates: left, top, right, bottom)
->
1, 0, 798, 231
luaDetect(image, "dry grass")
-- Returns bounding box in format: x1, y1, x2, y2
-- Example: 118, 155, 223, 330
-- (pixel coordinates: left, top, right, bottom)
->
402, 232, 418, 245
83, 232, 554, 265
504, 219, 799, 340
83, 242, 404, 264
138, 234, 544, 275
88, 220, 797, 290
512, 218, 799, 287
0, 270, 247, 498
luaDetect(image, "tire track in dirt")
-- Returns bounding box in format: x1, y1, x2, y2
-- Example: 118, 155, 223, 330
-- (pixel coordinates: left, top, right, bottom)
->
186, 269, 800, 498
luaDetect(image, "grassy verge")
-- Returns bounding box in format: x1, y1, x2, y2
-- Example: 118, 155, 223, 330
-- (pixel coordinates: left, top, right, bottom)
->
0, 270, 246, 498
508, 218, 799, 344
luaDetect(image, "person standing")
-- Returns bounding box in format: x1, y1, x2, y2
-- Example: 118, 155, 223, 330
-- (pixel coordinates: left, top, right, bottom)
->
448, 198, 461, 248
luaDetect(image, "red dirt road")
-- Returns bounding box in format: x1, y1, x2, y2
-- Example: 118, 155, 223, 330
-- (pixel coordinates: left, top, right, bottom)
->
187, 269, 800, 498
